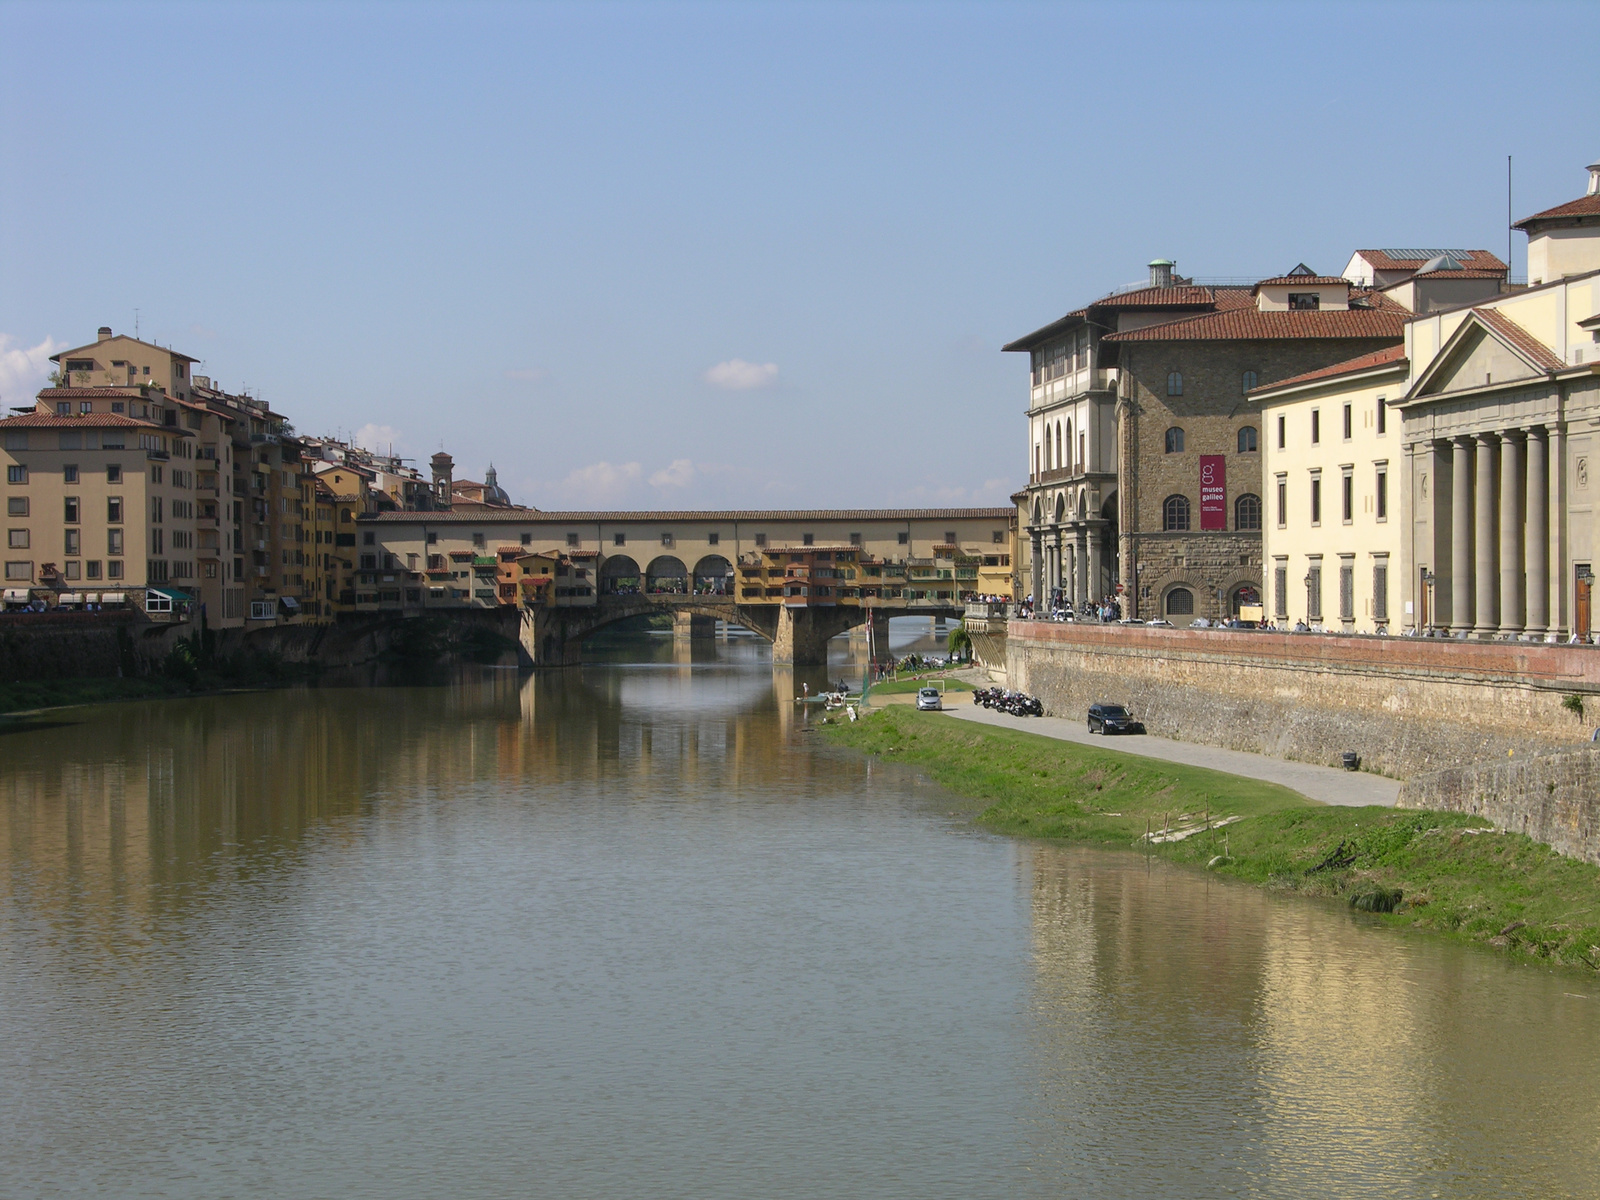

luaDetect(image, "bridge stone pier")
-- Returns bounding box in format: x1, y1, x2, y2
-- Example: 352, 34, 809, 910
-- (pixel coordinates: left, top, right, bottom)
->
520, 596, 955, 666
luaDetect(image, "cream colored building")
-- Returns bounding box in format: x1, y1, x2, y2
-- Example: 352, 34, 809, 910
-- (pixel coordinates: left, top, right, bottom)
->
51, 328, 199, 401
2, 409, 196, 608
1252, 347, 1409, 632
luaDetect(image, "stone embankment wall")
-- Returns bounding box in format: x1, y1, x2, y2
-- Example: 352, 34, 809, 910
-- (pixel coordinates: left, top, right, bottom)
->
1399, 748, 1600, 865
1005, 621, 1600, 780
0, 612, 139, 679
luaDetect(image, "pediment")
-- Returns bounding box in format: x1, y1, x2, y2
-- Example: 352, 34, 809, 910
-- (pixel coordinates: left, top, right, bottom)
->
1414, 323, 1538, 397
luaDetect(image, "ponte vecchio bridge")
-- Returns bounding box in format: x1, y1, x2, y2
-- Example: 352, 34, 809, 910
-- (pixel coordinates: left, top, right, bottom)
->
362, 507, 1017, 665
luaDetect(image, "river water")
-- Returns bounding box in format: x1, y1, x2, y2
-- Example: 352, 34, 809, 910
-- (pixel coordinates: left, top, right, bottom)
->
2, 633, 1599, 1198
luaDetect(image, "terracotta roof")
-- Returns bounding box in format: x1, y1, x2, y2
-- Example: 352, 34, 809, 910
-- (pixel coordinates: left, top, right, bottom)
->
0, 412, 172, 430
50, 334, 198, 364
1513, 194, 1600, 230
1103, 306, 1407, 343
360, 507, 1016, 523
34, 386, 147, 398
1407, 268, 1507, 280
1472, 308, 1568, 373
1355, 249, 1506, 272
1249, 345, 1409, 396
1254, 275, 1350, 287
1092, 285, 1220, 309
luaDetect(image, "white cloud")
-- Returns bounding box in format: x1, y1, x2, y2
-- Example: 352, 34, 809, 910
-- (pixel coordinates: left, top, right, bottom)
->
545, 459, 644, 506
897, 476, 1016, 506
353, 423, 404, 454
648, 458, 696, 488
0, 334, 65, 407
704, 359, 778, 390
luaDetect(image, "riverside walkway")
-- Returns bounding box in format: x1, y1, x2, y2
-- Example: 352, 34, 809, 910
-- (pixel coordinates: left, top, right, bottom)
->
940, 703, 1400, 808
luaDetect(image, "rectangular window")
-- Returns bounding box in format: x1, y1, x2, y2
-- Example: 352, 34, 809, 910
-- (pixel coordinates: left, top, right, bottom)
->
1277, 414, 1285, 450
1289, 293, 1321, 310
1306, 562, 1323, 620
614, 533, 626, 546
7, 529, 26, 549
107, 559, 123, 578
1311, 410, 1320, 444
1310, 475, 1322, 526
1274, 561, 1289, 619
64, 497, 80, 524
7, 466, 26, 484
1275, 474, 1287, 528
64, 560, 80, 580
106, 463, 122, 483
151, 496, 161, 523
64, 529, 80, 556
86, 560, 102, 580
803, 533, 814, 546
1342, 404, 1352, 440
897, 532, 909, 545
108, 529, 124, 555
426, 532, 438, 544
1376, 398, 1387, 436
754, 532, 767, 547
107, 497, 123, 523
566, 533, 579, 547
63, 464, 78, 484
1375, 467, 1388, 521
708, 532, 721, 546
7, 497, 26, 517
4, 561, 30, 580
660, 532, 673, 547
1339, 559, 1355, 621
2, 431, 26, 451
1342, 471, 1354, 524
1373, 561, 1389, 622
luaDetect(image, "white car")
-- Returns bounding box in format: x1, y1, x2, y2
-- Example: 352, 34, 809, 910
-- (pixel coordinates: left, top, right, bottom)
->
915, 687, 943, 711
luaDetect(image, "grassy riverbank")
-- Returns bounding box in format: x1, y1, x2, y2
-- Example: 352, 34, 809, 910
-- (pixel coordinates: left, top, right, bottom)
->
828, 706, 1600, 970
865, 676, 975, 696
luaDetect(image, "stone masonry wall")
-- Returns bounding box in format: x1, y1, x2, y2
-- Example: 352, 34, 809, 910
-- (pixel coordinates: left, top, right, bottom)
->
1006, 620, 1600, 779
1399, 747, 1600, 865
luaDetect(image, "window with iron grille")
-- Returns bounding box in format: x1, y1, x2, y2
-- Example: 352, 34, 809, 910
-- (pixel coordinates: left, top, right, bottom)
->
1306, 563, 1322, 620
1373, 562, 1389, 622
1274, 563, 1288, 619
1339, 560, 1355, 621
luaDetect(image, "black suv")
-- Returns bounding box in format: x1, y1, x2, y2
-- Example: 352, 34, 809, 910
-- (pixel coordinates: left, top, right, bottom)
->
1087, 703, 1137, 735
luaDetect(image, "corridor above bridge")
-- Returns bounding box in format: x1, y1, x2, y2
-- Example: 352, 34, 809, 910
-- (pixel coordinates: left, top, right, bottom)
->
356, 507, 1018, 608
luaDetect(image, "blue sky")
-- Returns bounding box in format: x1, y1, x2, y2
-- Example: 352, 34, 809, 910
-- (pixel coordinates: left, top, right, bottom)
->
2, 1, 1595, 509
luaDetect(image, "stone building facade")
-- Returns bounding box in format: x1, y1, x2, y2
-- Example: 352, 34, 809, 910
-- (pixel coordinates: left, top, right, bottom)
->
1109, 312, 1403, 623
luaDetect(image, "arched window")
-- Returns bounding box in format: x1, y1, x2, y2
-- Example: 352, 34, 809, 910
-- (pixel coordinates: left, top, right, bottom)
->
1241, 370, 1258, 394
1163, 494, 1191, 531
1167, 371, 1183, 396
1165, 587, 1194, 615
1056, 421, 1063, 467
1238, 425, 1258, 453
1235, 493, 1262, 531
1164, 426, 1185, 454
1065, 419, 1073, 471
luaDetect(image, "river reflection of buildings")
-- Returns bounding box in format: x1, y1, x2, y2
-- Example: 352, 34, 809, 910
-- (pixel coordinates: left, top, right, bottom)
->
0, 644, 850, 938
1023, 844, 1600, 1196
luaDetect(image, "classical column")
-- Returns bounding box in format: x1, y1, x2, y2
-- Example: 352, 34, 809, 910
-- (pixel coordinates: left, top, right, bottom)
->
1499, 430, 1524, 636
1549, 424, 1567, 639
1474, 433, 1498, 637
1029, 531, 1043, 603
1451, 438, 1473, 634
1051, 528, 1065, 596
1088, 528, 1104, 606
1526, 427, 1549, 638
1075, 529, 1090, 608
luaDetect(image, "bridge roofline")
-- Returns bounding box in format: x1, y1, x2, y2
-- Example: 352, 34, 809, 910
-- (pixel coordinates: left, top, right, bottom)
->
358, 507, 1016, 523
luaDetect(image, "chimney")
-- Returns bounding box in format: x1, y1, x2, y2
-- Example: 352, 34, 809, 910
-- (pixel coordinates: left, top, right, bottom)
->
1148, 259, 1175, 288
1588, 159, 1600, 196
97, 326, 113, 341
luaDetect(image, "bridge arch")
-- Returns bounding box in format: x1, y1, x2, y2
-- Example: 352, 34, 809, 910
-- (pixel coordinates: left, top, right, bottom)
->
693, 554, 733, 595
645, 555, 688, 594
600, 554, 641, 595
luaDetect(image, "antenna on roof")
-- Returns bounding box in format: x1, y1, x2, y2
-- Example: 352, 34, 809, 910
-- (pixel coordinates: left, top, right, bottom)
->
1507, 155, 1514, 281
134, 308, 140, 339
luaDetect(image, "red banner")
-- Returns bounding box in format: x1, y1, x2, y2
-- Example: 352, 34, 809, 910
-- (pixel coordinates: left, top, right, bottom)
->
1200, 455, 1226, 531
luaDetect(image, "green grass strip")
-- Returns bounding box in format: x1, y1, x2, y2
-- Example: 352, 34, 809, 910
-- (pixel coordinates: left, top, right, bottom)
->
828, 706, 1600, 970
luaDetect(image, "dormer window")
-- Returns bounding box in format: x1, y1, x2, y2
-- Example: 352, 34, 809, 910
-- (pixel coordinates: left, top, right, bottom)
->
1288, 293, 1321, 310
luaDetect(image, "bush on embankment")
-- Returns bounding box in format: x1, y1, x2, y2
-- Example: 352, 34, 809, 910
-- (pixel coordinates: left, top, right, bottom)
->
828, 706, 1600, 970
